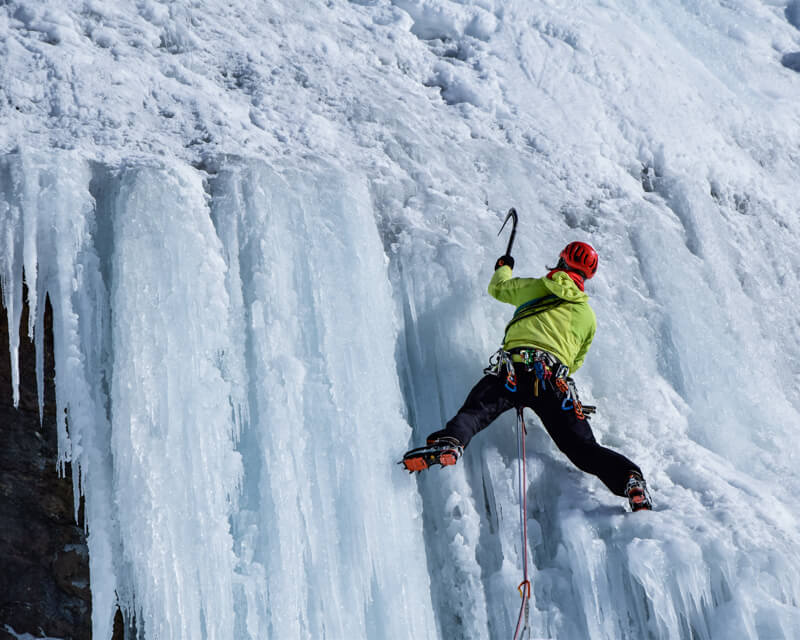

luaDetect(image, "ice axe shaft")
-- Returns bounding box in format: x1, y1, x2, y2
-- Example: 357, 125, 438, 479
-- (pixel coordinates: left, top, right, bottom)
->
498, 207, 518, 255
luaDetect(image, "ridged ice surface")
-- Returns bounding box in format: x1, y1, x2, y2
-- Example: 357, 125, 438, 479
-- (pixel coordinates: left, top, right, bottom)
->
2, 0, 800, 638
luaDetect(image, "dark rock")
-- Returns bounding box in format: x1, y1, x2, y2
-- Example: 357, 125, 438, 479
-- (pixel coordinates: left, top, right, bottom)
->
0, 283, 92, 640
786, 0, 800, 30
781, 52, 800, 72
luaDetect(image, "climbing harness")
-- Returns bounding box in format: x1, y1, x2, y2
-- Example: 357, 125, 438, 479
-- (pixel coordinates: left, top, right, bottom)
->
509, 348, 563, 398
485, 347, 596, 419
513, 408, 531, 640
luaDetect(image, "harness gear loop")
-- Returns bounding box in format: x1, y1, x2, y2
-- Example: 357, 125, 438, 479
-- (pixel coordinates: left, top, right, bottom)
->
484, 349, 501, 376
484, 348, 516, 377
485, 349, 519, 394
559, 377, 590, 420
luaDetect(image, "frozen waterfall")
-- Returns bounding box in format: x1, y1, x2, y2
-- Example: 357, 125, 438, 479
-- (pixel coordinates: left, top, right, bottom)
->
4, 147, 800, 639
1, 152, 436, 639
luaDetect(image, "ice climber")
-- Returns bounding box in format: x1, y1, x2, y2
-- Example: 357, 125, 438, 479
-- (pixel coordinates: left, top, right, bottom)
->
402, 241, 652, 512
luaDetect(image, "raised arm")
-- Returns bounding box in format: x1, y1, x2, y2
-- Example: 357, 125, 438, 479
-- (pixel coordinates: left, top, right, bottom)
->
488, 265, 537, 306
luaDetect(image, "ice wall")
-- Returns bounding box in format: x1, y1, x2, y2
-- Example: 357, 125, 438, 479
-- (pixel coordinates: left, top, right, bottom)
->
374, 132, 800, 639
207, 160, 436, 638
5, 139, 800, 638
0, 151, 437, 639
4, 0, 800, 637
105, 164, 244, 640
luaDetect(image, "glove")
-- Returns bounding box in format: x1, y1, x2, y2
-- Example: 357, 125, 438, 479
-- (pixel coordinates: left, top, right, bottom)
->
494, 255, 515, 270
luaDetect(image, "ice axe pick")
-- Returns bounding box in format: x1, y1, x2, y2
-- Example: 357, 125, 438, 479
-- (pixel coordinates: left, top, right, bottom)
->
498, 207, 518, 255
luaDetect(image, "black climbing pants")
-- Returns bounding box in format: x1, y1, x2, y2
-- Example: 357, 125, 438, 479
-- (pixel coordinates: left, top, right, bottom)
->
431, 369, 641, 497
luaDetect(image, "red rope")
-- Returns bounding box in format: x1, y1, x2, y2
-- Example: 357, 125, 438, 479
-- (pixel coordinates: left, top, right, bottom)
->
513, 408, 531, 640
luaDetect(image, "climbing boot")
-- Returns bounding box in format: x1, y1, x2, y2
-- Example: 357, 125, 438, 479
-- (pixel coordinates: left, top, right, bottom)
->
401, 437, 463, 473
625, 471, 653, 512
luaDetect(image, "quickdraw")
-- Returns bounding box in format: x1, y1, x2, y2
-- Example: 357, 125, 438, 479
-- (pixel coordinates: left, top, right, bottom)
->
485, 348, 518, 393
506, 371, 518, 393
556, 377, 586, 419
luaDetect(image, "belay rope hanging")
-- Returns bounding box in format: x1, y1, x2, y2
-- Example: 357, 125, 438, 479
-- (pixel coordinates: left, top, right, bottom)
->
513, 407, 531, 640
495, 207, 532, 638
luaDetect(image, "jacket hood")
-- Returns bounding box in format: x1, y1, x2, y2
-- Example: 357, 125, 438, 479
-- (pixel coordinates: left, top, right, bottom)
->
543, 270, 589, 302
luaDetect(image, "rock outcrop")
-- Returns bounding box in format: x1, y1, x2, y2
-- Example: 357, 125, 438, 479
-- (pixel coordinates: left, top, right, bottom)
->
0, 286, 91, 640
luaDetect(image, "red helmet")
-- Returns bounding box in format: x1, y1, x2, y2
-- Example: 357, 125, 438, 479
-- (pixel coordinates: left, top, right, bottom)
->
560, 242, 598, 278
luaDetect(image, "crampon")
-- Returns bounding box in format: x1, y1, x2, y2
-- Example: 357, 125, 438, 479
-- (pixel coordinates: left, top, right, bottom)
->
625, 472, 653, 512
400, 437, 463, 473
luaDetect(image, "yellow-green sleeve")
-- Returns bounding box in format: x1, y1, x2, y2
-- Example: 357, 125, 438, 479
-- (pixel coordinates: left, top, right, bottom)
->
488, 266, 525, 304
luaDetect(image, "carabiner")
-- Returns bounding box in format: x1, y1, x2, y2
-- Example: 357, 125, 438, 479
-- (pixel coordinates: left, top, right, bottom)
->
505, 373, 518, 392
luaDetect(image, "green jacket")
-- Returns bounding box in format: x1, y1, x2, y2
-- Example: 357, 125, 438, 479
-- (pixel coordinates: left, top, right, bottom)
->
488, 267, 596, 373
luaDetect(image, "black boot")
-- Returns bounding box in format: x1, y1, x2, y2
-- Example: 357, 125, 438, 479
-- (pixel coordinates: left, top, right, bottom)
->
426, 429, 453, 445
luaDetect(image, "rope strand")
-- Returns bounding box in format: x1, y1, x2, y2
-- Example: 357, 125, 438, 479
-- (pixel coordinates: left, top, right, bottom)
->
513, 408, 531, 640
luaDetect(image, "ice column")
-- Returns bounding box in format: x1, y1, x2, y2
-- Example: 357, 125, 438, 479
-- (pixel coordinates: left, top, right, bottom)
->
108, 164, 242, 640
210, 160, 438, 639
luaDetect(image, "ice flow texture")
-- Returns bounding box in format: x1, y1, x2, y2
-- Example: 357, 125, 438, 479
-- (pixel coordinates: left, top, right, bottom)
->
3, 151, 800, 639
0, 153, 434, 640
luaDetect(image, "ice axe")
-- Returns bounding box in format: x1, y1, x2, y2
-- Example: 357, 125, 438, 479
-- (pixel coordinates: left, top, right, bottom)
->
498, 207, 518, 255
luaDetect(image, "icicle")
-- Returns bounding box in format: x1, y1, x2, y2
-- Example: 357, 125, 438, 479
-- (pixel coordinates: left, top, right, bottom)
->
0, 155, 26, 408
0, 150, 119, 640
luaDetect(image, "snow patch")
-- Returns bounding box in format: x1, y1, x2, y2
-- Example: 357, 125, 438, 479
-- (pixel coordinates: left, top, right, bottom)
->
3, 0, 800, 638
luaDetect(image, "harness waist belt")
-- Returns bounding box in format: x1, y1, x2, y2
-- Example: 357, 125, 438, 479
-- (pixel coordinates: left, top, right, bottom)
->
507, 347, 561, 368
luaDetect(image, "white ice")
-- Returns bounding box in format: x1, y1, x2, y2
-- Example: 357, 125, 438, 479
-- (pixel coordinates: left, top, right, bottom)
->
2, 0, 800, 638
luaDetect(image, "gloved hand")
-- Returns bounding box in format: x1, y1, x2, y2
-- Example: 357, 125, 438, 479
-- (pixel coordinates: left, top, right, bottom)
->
494, 255, 515, 270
